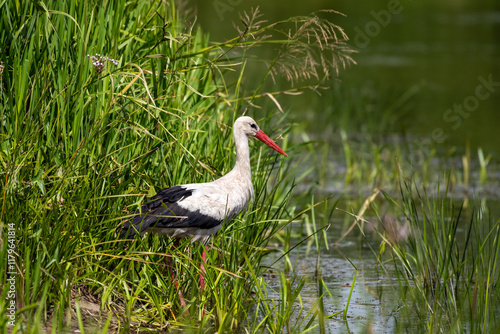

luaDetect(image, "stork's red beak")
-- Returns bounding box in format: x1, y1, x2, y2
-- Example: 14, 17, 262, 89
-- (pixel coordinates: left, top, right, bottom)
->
255, 130, 288, 157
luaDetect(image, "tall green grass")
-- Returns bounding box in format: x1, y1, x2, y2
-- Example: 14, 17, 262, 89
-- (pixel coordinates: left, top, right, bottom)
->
0, 0, 354, 332
378, 179, 500, 332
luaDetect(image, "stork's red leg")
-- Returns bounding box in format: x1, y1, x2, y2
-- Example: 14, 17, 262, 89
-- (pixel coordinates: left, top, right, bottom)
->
165, 239, 187, 309
199, 248, 207, 296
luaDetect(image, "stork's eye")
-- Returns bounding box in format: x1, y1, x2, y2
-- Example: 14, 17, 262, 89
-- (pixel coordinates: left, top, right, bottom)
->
250, 123, 257, 130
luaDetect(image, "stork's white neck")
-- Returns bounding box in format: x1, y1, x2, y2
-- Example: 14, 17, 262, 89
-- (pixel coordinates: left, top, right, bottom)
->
232, 127, 252, 180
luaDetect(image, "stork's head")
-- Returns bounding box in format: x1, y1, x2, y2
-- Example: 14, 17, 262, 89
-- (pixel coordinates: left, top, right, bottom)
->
234, 116, 288, 157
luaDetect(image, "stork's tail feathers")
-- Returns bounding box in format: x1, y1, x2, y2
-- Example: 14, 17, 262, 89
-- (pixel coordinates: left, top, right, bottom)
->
120, 211, 152, 238
118, 186, 194, 238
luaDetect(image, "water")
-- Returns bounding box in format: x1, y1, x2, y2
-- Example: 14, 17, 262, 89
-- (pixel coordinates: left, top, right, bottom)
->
262, 224, 409, 333
192, 0, 500, 154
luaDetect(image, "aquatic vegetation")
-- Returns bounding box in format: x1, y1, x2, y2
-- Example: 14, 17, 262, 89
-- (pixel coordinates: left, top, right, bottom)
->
376, 179, 500, 332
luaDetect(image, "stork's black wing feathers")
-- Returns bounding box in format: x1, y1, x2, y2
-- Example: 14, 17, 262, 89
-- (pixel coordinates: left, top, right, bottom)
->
120, 185, 221, 238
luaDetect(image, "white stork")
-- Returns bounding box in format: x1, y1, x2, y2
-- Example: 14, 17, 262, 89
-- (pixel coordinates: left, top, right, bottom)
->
121, 116, 287, 305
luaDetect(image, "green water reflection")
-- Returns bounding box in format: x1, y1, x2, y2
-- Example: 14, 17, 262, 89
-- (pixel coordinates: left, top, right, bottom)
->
191, 0, 500, 154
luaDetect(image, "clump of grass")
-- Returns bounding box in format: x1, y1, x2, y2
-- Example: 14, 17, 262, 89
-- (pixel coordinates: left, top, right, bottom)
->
477, 147, 492, 185
378, 178, 500, 332
0, 0, 354, 332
